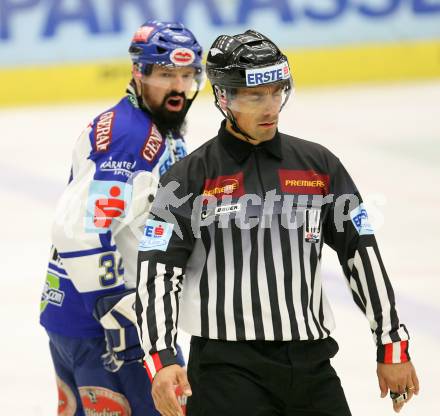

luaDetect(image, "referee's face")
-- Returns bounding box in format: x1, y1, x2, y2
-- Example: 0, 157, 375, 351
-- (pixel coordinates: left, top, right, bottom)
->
230, 84, 283, 142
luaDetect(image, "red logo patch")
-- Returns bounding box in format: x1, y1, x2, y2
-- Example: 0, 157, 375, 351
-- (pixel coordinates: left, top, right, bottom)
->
132, 26, 154, 43
95, 111, 115, 152
93, 185, 125, 228
57, 376, 77, 415
170, 48, 195, 66
154, 225, 164, 236
79, 386, 131, 416
175, 386, 187, 414
203, 172, 245, 199
141, 125, 163, 162
278, 169, 329, 195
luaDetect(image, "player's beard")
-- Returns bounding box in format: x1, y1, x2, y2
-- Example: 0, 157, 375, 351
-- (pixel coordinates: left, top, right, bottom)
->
150, 91, 188, 136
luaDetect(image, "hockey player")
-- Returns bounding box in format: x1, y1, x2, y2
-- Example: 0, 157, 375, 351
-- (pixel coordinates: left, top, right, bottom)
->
39, 20, 203, 416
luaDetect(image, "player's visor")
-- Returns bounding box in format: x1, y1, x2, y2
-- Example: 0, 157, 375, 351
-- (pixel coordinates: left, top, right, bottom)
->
139, 65, 204, 100
226, 81, 291, 114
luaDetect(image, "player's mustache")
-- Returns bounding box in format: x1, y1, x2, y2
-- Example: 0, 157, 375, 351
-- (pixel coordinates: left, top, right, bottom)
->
162, 91, 186, 107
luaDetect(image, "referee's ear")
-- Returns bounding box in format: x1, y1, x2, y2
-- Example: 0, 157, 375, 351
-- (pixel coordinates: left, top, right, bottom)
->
177, 368, 192, 397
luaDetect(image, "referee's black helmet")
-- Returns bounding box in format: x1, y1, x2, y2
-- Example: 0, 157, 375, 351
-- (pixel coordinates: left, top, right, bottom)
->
206, 29, 293, 89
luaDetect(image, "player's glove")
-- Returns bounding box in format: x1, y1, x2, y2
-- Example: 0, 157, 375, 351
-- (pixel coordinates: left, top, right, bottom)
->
93, 289, 144, 372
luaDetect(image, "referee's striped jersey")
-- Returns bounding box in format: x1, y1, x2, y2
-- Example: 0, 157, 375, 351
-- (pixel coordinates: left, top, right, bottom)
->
136, 121, 410, 380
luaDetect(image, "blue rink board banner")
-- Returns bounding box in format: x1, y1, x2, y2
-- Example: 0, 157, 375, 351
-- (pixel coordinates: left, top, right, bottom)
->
0, 0, 440, 67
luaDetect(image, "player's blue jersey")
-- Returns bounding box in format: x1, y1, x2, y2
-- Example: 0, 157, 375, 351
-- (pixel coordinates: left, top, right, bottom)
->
40, 87, 187, 338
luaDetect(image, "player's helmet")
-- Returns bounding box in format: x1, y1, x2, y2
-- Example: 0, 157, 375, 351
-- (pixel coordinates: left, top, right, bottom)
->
129, 20, 203, 78
128, 20, 204, 121
206, 29, 292, 90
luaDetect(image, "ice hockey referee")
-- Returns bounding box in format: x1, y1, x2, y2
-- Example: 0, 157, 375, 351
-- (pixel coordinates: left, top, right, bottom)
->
136, 30, 419, 416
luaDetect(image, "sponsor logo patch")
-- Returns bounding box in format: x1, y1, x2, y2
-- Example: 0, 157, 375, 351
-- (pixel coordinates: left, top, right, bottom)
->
139, 219, 174, 252
57, 376, 77, 416
99, 156, 137, 178
40, 273, 65, 313
141, 125, 163, 162
201, 203, 241, 220
278, 169, 330, 195
170, 48, 195, 66
42, 283, 65, 306
304, 208, 321, 243
203, 172, 245, 199
350, 204, 374, 235
94, 111, 115, 152
215, 203, 241, 215
79, 386, 131, 416
132, 26, 154, 43
246, 61, 290, 86
86, 181, 132, 233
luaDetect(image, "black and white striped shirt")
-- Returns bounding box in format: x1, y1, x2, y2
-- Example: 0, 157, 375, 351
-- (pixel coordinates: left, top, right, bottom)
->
136, 121, 410, 379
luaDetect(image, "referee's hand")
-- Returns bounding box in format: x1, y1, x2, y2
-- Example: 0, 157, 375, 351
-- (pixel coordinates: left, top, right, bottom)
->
152, 364, 192, 416
377, 361, 419, 413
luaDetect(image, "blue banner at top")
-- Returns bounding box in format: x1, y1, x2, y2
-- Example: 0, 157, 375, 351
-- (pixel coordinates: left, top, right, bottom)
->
1, 0, 439, 67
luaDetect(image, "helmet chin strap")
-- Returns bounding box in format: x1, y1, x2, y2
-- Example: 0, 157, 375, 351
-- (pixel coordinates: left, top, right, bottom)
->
226, 108, 258, 143
134, 79, 153, 113
213, 93, 257, 143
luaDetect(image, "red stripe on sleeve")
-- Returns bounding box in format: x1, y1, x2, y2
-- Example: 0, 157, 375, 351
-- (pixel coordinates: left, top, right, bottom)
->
400, 341, 409, 362
384, 343, 393, 364
143, 360, 154, 382
152, 352, 163, 372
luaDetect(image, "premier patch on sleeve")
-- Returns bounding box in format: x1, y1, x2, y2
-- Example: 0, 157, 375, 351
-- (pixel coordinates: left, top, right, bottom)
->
350, 204, 374, 235
245, 61, 290, 86
138, 219, 174, 252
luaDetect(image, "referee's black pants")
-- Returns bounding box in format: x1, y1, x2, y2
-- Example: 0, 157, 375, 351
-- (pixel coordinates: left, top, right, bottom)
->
186, 336, 352, 416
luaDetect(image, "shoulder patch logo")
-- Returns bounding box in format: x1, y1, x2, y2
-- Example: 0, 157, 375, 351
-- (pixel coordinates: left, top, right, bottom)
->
95, 111, 115, 152
142, 125, 163, 163
350, 203, 374, 235
139, 219, 174, 252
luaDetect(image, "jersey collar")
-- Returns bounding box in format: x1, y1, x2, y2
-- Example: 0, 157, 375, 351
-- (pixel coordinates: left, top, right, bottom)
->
218, 120, 283, 164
